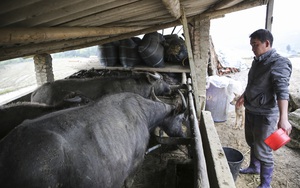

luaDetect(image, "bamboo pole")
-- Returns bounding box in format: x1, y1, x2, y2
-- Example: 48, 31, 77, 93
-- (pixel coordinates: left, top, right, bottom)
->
0, 27, 146, 45
187, 78, 210, 188
94, 65, 190, 73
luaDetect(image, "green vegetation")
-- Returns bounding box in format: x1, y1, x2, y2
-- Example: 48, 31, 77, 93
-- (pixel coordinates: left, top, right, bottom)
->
0, 88, 15, 95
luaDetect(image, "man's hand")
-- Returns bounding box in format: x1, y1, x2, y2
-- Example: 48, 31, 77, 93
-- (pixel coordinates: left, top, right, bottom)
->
236, 93, 244, 108
277, 100, 292, 135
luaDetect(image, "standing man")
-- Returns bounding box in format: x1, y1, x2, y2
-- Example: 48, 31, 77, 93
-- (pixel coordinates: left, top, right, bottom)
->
236, 29, 292, 188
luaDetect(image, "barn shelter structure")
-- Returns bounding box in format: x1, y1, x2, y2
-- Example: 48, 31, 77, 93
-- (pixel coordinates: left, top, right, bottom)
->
0, 0, 274, 188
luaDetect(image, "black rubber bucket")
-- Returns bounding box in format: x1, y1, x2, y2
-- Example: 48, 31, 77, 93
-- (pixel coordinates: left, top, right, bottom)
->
223, 147, 244, 181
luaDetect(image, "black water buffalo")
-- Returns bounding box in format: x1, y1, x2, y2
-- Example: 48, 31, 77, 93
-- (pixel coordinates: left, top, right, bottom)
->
0, 96, 90, 140
31, 72, 173, 105
0, 92, 185, 188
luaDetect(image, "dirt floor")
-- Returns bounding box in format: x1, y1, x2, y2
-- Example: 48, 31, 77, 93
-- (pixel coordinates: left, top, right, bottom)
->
1, 57, 300, 188
215, 111, 300, 188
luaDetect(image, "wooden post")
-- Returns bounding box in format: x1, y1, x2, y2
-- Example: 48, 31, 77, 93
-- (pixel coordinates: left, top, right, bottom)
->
194, 16, 210, 112
182, 11, 210, 118
265, 0, 274, 31
181, 9, 201, 118
208, 36, 219, 76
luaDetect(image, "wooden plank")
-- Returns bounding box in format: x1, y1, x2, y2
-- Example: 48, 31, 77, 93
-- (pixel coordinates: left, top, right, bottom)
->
200, 111, 236, 188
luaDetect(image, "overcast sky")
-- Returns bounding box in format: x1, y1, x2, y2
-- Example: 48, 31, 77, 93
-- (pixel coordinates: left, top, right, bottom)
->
210, 0, 300, 57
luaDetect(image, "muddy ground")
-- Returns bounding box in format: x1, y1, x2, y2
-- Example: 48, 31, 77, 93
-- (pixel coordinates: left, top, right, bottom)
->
216, 111, 300, 188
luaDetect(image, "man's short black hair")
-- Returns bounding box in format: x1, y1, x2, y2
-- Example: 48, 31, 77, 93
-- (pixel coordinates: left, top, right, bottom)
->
250, 29, 273, 47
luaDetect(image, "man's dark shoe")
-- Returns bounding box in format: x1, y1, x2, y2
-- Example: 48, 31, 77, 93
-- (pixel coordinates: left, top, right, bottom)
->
239, 148, 260, 174
257, 165, 273, 188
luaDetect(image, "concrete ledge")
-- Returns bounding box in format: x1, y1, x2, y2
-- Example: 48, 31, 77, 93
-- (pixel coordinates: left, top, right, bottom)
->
0, 86, 34, 105
200, 110, 236, 188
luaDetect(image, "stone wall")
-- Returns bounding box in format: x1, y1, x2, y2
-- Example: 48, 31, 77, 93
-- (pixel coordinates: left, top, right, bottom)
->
34, 54, 54, 86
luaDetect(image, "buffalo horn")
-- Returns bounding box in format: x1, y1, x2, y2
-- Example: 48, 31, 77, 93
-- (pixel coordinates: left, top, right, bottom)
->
150, 87, 163, 102
177, 89, 187, 112
146, 72, 162, 80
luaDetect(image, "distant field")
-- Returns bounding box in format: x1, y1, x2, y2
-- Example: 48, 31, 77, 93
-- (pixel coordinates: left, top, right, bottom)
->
0, 57, 101, 104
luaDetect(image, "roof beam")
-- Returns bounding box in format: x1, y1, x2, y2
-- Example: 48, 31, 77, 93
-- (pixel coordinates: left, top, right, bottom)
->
0, 26, 146, 45
161, 0, 181, 19
0, 21, 180, 61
